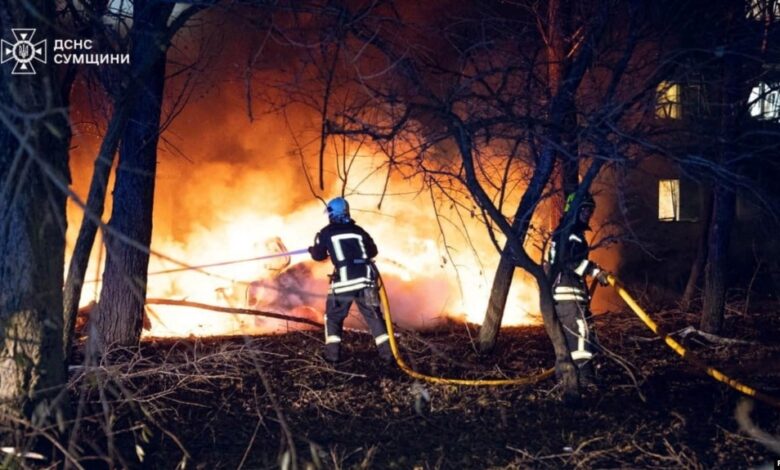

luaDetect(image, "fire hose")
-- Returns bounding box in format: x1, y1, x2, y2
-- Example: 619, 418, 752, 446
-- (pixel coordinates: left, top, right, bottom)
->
378, 271, 780, 406
376, 271, 555, 386
605, 274, 780, 408
145, 248, 311, 276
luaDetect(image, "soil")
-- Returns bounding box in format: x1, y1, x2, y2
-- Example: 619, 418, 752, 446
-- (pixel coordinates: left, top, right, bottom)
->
61, 304, 780, 469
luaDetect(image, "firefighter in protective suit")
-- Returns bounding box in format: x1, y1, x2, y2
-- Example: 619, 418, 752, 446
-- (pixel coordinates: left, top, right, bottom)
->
545, 193, 609, 385
308, 197, 393, 364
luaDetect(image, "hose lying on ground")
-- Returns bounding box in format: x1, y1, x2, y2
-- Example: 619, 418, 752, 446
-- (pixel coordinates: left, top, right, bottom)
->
377, 273, 555, 386
377, 270, 780, 405
606, 274, 780, 409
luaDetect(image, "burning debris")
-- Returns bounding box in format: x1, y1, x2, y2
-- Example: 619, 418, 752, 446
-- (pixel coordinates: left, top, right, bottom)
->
245, 263, 325, 328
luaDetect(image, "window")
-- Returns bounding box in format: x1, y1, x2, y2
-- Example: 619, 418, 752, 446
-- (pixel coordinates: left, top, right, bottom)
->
656, 81, 681, 119
658, 178, 699, 222
658, 179, 681, 221
748, 0, 780, 21
682, 82, 711, 118
749, 82, 780, 121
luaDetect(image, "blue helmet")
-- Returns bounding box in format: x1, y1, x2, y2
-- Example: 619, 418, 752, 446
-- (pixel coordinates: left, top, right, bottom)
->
326, 197, 351, 223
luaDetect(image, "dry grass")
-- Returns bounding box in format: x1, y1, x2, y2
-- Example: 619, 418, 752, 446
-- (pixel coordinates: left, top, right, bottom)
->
2, 303, 779, 468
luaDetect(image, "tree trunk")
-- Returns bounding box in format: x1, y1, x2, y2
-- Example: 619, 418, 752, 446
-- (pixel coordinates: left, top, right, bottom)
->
63, 103, 131, 359
700, 5, 742, 335
700, 187, 736, 333
456, 120, 579, 399
478, 248, 516, 353
477, 0, 578, 353
91, 1, 173, 350
681, 187, 713, 310
546, 0, 577, 230
0, 0, 71, 446
63, 3, 200, 360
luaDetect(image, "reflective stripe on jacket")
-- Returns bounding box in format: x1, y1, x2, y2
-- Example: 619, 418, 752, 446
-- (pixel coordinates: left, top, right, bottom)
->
311, 221, 378, 293
546, 224, 600, 303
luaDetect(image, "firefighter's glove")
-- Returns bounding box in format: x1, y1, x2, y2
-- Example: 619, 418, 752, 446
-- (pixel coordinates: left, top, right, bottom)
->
595, 270, 610, 287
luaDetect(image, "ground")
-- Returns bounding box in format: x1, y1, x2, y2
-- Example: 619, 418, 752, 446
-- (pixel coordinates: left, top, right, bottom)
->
53, 303, 780, 469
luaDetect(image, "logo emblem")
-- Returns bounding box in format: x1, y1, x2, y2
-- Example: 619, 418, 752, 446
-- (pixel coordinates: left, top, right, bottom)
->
1, 29, 47, 75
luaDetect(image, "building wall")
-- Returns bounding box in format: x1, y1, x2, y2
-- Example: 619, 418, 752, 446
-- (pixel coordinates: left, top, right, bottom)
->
609, 155, 780, 301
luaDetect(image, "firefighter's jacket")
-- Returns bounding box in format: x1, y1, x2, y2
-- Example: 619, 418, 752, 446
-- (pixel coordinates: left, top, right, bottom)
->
310, 221, 378, 294
546, 221, 602, 304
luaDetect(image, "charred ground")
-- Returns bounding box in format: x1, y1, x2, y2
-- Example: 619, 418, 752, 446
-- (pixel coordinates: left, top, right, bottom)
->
63, 303, 780, 469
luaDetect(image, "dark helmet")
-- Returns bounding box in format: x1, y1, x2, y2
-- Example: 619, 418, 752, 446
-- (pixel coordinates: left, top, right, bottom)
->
563, 192, 595, 214
326, 197, 351, 223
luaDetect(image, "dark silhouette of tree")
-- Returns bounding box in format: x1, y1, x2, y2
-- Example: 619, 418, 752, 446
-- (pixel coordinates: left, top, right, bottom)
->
701, 1, 757, 334
681, 187, 713, 310
89, 0, 176, 350
58, 1, 204, 353
657, 1, 780, 332
61, 0, 138, 357
479, 0, 587, 353
0, 0, 73, 454
261, 0, 646, 399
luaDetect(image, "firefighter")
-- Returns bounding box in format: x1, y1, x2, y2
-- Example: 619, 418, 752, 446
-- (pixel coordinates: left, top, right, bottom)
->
308, 197, 393, 364
545, 192, 609, 385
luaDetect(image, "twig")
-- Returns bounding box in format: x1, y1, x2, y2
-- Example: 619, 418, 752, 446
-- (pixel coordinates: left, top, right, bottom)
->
236, 390, 265, 470
675, 326, 757, 345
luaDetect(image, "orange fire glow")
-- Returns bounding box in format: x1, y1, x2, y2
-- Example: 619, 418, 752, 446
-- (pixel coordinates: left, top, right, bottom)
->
65, 73, 544, 340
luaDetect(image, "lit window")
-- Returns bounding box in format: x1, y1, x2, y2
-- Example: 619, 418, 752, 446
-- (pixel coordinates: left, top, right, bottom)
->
656, 81, 681, 119
658, 179, 680, 221
748, 0, 780, 21
749, 82, 780, 121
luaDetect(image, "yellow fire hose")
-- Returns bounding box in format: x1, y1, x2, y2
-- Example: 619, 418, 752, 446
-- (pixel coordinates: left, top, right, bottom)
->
606, 274, 780, 409
376, 271, 780, 407
378, 277, 555, 386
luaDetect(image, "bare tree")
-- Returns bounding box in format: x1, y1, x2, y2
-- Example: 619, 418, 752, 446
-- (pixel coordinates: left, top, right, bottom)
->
0, 0, 72, 454
57, 0, 204, 352
666, 1, 780, 333
61, 0, 136, 355
479, 0, 587, 353
315, 0, 720, 399
699, 2, 749, 334
257, 0, 621, 399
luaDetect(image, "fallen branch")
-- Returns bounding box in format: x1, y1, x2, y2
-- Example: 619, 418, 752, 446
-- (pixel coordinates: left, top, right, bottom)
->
675, 326, 757, 346
145, 298, 324, 328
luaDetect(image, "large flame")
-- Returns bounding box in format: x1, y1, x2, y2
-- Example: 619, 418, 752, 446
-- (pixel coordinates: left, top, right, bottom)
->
65, 53, 544, 339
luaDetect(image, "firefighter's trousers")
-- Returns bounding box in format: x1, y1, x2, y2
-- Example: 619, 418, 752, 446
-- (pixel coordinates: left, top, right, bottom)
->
555, 299, 598, 380
323, 287, 392, 363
